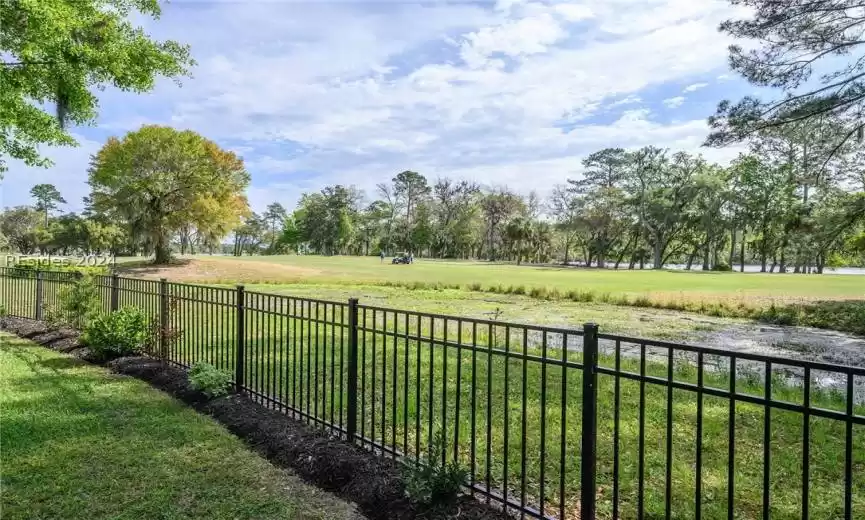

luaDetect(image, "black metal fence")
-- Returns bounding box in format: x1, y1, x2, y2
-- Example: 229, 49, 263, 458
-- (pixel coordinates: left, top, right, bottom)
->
1, 266, 863, 519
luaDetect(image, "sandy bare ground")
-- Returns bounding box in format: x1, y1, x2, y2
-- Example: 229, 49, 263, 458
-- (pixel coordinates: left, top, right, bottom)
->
117, 257, 320, 283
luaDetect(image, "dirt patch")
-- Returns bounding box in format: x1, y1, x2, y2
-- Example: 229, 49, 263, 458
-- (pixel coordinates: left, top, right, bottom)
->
0, 317, 507, 520
116, 257, 320, 283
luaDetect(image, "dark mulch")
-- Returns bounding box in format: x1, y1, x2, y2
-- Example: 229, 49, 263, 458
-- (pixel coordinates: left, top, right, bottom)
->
0, 317, 509, 520
0, 317, 95, 359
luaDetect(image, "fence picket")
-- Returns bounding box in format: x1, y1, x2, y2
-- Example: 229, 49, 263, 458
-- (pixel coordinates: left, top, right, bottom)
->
1, 266, 862, 520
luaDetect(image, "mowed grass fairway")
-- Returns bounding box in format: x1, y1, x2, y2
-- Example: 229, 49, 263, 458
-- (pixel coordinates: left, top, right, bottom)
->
117, 254, 865, 336
196, 255, 865, 304
0, 333, 359, 520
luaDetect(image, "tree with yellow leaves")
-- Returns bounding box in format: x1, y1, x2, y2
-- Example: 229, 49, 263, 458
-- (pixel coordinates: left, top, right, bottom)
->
88, 125, 250, 264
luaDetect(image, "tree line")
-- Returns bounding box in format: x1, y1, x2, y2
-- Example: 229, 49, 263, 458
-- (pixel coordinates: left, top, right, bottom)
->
235, 120, 865, 273
3, 0, 865, 273
3, 116, 864, 273
5, 119, 864, 273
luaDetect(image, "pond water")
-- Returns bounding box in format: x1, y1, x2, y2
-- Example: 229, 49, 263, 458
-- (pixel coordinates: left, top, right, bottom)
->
564, 262, 865, 275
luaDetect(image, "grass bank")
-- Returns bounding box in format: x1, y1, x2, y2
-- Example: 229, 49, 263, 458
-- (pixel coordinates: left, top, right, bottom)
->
0, 333, 359, 520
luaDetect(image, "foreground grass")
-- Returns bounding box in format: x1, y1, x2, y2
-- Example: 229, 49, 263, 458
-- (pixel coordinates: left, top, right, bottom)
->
0, 334, 359, 520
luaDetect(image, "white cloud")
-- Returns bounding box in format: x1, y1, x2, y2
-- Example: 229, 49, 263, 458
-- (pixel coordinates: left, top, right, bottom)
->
0, 134, 101, 212
460, 11, 567, 69
683, 82, 709, 92
609, 94, 642, 107
663, 96, 686, 108
554, 3, 594, 22
3, 0, 747, 212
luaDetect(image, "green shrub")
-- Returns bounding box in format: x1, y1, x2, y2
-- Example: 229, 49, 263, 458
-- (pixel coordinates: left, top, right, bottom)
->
82, 307, 150, 359
529, 286, 549, 299
632, 295, 652, 307
49, 275, 102, 328
188, 363, 233, 398
710, 262, 732, 272
403, 430, 468, 506
577, 290, 596, 302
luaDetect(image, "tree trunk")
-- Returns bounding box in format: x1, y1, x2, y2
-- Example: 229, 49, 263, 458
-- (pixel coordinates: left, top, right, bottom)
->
702, 237, 710, 270
729, 228, 736, 268
740, 231, 746, 273
760, 245, 775, 273
614, 251, 625, 269
154, 234, 171, 264
652, 234, 663, 270
685, 245, 699, 270
597, 233, 606, 268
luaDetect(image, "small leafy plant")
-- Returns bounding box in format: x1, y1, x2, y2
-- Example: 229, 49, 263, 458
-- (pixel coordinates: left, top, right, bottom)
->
188, 363, 233, 398
0, 303, 8, 328
50, 275, 102, 328
403, 429, 468, 506
82, 307, 150, 360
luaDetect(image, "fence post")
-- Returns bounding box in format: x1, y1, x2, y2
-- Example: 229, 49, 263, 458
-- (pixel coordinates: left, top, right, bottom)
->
35, 270, 44, 321
159, 278, 169, 361
110, 273, 119, 312
235, 285, 246, 392
346, 297, 359, 442
581, 322, 599, 520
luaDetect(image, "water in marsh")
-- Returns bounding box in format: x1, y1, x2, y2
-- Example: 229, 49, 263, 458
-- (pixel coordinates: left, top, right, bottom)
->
594, 322, 865, 402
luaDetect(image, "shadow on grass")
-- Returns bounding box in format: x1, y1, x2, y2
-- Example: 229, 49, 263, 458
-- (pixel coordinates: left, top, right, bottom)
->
37, 356, 85, 371
1, 341, 360, 520
115, 257, 192, 273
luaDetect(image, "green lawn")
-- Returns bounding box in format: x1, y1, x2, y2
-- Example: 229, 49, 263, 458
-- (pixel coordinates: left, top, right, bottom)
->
2, 274, 864, 518
205, 255, 865, 304
3, 260, 865, 518
154, 299, 864, 520
0, 333, 360, 520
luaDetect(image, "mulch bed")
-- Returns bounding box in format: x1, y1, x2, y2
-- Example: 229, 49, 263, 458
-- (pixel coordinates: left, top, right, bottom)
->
0, 316, 510, 520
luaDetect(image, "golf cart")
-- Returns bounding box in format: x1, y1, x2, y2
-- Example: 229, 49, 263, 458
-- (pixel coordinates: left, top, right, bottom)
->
392, 252, 411, 264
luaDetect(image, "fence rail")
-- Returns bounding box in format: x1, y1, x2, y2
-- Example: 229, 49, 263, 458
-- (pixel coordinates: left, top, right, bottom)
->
0, 266, 862, 520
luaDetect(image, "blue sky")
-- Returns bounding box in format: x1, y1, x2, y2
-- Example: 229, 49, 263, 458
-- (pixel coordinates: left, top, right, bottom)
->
1, 0, 755, 214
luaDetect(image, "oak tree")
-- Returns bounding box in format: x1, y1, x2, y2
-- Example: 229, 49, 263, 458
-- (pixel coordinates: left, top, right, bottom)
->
88, 125, 250, 264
